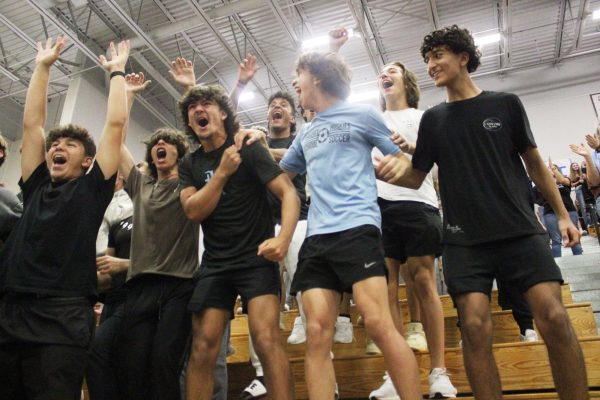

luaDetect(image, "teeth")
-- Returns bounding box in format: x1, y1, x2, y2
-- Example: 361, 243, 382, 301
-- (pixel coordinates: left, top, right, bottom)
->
273, 111, 283, 119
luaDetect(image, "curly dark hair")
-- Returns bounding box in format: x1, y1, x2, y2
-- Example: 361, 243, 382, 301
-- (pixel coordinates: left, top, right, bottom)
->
0, 133, 7, 167
420, 25, 481, 73
46, 124, 96, 157
178, 85, 240, 142
144, 128, 189, 179
379, 62, 420, 111
268, 91, 297, 134
295, 52, 352, 100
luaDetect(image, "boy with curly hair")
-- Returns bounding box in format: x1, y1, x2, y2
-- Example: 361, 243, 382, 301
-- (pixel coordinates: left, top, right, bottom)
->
377, 25, 589, 399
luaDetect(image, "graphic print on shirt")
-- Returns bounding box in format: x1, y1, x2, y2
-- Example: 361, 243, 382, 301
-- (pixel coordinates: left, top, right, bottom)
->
304, 122, 351, 152
204, 170, 214, 183
482, 117, 502, 132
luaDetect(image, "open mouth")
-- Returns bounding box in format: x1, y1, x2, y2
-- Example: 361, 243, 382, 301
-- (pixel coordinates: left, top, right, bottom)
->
52, 154, 67, 165
382, 80, 393, 89
156, 148, 167, 160
272, 111, 283, 121
198, 117, 209, 128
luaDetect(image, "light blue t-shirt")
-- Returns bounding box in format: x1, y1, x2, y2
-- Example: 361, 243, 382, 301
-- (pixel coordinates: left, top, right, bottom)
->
281, 101, 399, 237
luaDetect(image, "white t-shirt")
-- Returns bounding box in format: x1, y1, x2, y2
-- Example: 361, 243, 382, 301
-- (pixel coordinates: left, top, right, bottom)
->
372, 108, 438, 208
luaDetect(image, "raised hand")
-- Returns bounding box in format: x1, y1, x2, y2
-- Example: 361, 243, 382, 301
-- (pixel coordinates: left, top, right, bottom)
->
329, 27, 349, 53
36, 36, 67, 67
168, 57, 195, 89
237, 54, 258, 85
570, 143, 589, 157
125, 72, 152, 94
99, 40, 130, 73
585, 133, 600, 150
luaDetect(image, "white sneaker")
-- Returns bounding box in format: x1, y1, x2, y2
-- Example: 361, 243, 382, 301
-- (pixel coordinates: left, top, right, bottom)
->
428, 368, 457, 398
520, 329, 539, 342
335, 382, 339, 399
369, 373, 399, 400
287, 316, 306, 344
365, 338, 382, 355
239, 378, 267, 399
405, 322, 428, 352
279, 312, 286, 330
334, 316, 353, 343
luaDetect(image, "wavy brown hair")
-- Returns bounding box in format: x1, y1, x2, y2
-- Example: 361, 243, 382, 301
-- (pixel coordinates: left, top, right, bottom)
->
144, 128, 189, 179
295, 52, 352, 100
421, 25, 482, 73
379, 62, 420, 111
46, 124, 96, 157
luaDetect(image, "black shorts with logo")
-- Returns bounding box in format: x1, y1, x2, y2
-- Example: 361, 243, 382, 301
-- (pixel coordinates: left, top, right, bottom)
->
378, 199, 442, 263
291, 224, 387, 295
188, 257, 280, 318
443, 234, 563, 299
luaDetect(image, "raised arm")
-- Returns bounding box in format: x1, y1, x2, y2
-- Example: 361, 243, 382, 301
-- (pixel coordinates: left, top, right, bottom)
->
22, 36, 67, 182
229, 54, 257, 111
169, 57, 196, 92
571, 142, 600, 187
329, 27, 349, 53
258, 174, 300, 262
95, 41, 130, 180
119, 72, 152, 181
180, 145, 240, 223
375, 153, 427, 189
522, 147, 580, 248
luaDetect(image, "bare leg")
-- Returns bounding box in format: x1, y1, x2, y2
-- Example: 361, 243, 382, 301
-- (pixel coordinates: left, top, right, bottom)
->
302, 288, 340, 400
385, 258, 404, 334
524, 282, 589, 400
400, 263, 421, 323
247, 294, 294, 400
455, 292, 502, 399
354, 276, 421, 400
186, 308, 229, 400
407, 255, 445, 368
339, 292, 351, 316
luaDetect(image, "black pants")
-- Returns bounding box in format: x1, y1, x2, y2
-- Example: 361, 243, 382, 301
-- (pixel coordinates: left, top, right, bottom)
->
497, 278, 534, 334
86, 302, 125, 400
115, 274, 194, 400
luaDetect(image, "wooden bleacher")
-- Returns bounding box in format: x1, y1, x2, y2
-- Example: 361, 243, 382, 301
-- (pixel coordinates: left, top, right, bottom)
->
227, 283, 600, 399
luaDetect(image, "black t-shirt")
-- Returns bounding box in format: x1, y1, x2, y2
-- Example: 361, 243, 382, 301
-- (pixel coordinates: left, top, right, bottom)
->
534, 180, 576, 214
103, 215, 132, 304
412, 91, 546, 245
0, 161, 116, 298
268, 136, 309, 223
179, 136, 283, 268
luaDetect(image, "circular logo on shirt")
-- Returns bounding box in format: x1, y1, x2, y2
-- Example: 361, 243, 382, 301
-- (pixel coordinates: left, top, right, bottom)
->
317, 128, 330, 143
483, 118, 502, 131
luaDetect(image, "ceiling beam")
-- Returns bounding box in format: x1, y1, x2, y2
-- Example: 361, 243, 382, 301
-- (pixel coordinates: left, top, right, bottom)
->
182, 0, 270, 101
265, 0, 299, 48
426, 0, 440, 30
347, 0, 382, 75
361, 0, 387, 66
129, 0, 265, 49
497, 0, 512, 68
570, 0, 590, 53
554, 0, 567, 61
25, 0, 176, 128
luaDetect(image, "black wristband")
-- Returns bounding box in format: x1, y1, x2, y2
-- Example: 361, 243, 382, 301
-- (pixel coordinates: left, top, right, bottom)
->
110, 71, 125, 79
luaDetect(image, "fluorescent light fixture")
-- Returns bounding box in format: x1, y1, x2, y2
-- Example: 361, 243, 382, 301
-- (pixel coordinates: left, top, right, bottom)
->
302, 28, 360, 50
238, 91, 255, 103
475, 33, 501, 46
348, 90, 379, 103
0, 64, 19, 82
593, 10, 600, 20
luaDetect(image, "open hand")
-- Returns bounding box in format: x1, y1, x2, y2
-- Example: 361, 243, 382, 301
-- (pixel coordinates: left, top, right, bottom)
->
169, 57, 195, 89
99, 40, 130, 73
36, 36, 67, 67
125, 72, 152, 94
238, 54, 258, 85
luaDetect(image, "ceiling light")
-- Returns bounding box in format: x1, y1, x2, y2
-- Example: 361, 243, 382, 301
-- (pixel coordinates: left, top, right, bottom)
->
302, 28, 360, 50
593, 10, 600, 20
475, 33, 501, 46
238, 91, 255, 103
348, 90, 379, 103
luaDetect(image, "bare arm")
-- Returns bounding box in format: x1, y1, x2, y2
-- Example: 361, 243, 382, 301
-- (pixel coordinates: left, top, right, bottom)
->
257, 174, 300, 261
522, 147, 580, 247
570, 143, 600, 187
22, 37, 68, 182
329, 27, 349, 53
180, 145, 241, 223
95, 41, 130, 180
269, 148, 287, 162
229, 54, 257, 111
375, 152, 427, 189
118, 72, 151, 181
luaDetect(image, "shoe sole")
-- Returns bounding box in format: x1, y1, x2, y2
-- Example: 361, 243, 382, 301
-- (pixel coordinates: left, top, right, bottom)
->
239, 393, 266, 400
368, 396, 399, 400
334, 338, 353, 344
429, 392, 457, 399
287, 339, 306, 344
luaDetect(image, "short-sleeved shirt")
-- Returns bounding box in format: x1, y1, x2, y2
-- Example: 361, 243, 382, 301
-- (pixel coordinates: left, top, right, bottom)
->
280, 101, 399, 237
102, 215, 132, 304
372, 108, 438, 208
267, 135, 309, 223
179, 136, 283, 268
125, 166, 198, 280
0, 161, 115, 299
412, 91, 546, 245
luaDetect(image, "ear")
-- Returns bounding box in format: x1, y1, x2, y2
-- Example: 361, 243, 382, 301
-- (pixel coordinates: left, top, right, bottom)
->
290, 114, 296, 126
459, 52, 470, 68
81, 156, 93, 169
220, 109, 227, 121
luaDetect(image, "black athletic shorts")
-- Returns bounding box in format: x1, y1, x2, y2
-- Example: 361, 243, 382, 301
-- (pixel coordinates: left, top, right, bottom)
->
290, 224, 386, 295
443, 234, 563, 299
188, 258, 280, 317
378, 199, 442, 263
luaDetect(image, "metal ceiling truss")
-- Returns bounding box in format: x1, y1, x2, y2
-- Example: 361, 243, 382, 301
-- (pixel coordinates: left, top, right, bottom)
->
496, 0, 512, 68
554, 0, 568, 62
426, 0, 440, 30
569, 0, 590, 54
347, 0, 384, 75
